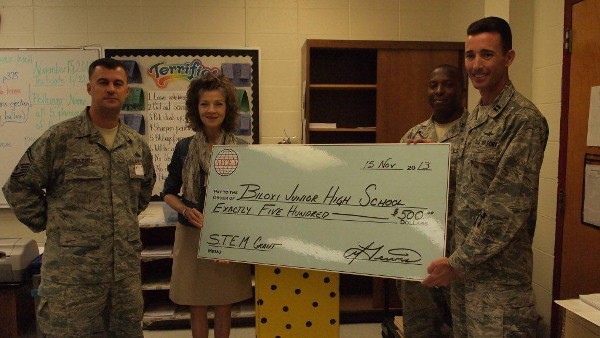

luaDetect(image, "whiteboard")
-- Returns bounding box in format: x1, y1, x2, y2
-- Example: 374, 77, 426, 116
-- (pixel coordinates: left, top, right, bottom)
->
0, 48, 102, 206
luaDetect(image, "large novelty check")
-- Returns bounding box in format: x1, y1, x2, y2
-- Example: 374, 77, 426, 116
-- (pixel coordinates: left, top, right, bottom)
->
198, 144, 450, 280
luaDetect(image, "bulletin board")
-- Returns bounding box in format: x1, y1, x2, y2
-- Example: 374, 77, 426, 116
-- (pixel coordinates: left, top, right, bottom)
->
0, 47, 102, 207
104, 48, 260, 197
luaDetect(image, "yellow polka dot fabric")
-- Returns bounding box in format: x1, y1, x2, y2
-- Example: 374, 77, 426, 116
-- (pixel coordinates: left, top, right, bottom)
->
255, 265, 340, 337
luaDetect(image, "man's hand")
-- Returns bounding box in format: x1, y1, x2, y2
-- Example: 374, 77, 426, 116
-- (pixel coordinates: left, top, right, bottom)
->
422, 257, 459, 287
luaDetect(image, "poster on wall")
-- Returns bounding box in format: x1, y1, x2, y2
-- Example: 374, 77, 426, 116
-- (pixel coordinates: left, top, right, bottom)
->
105, 48, 260, 198
583, 154, 600, 228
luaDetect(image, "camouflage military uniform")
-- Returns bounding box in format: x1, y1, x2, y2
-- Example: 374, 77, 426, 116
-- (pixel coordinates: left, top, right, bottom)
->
448, 82, 548, 337
2, 108, 155, 338
398, 111, 468, 338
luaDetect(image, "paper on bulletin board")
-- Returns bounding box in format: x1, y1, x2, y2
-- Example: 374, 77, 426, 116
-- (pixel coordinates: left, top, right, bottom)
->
583, 163, 600, 228
147, 91, 194, 196
587, 86, 600, 147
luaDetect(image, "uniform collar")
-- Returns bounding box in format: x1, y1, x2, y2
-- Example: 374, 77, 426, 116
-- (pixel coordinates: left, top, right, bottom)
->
75, 107, 134, 147
439, 109, 469, 141
477, 81, 516, 119
468, 81, 516, 130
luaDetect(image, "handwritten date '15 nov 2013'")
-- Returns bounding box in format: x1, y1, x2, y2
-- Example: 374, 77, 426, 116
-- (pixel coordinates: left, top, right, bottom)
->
362, 158, 431, 171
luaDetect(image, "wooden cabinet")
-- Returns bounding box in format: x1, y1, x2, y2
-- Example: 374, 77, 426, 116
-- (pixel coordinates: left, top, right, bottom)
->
138, 203, 255, 329
302, 39, 464, 319
302, 43, 378, 144
0, 282, 35, 338
139, 219, 179, 329
302, 39, 464, 144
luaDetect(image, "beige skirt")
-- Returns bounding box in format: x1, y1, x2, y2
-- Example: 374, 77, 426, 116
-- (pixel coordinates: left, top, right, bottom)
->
169, 223, 253, 306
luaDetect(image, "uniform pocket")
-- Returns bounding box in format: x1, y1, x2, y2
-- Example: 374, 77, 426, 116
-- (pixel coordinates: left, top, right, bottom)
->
467, 145, 499, 185
502, 303, 537, 337
470, 148, 498, 165
64, 156, 104, 181
37, 298, 51, 334
127, 162, 145, 180
58, 231, 103, 277
38, 298, 48, 317
127, 226, 142, 253
127, 161, 145, 203
465, 283, 536, 337
59, 231, 101, 247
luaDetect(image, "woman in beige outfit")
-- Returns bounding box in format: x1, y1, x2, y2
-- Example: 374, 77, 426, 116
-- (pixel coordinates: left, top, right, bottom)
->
162, 73, 252, 338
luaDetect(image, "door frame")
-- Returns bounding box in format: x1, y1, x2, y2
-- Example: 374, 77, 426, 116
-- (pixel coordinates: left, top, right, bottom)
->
552, 1, 584, 337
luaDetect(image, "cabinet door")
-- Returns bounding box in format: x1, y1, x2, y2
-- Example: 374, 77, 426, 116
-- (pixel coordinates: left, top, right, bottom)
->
376, 49, 464, 143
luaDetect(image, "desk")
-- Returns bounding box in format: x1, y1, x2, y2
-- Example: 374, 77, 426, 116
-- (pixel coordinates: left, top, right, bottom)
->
0, 282, 35, 338
555, 299, 600, 337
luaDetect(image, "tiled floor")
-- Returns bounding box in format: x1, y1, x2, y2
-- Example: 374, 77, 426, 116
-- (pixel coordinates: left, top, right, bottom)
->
23, 323, 382, 337
23, 322, 382, 337
143, 323, 382, 337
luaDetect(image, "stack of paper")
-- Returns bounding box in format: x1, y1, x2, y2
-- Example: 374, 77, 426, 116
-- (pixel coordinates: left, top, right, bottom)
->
309, 122, 337, 128
144, 301, 176, 317
580, 293, 600, 311
141, 245, 173, 258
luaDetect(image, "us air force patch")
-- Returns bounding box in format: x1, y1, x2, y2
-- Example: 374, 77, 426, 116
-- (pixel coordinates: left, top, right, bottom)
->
11, 149, 33, 178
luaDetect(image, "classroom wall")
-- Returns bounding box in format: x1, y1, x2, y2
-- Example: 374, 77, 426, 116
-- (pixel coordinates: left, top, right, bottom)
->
530, 1, 564, 337
0, 0, 563, 335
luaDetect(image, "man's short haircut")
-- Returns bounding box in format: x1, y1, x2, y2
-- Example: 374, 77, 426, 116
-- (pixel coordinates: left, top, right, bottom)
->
433, 64, 465, 91
88, 58, 128, 80
467, 16, 512, 53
